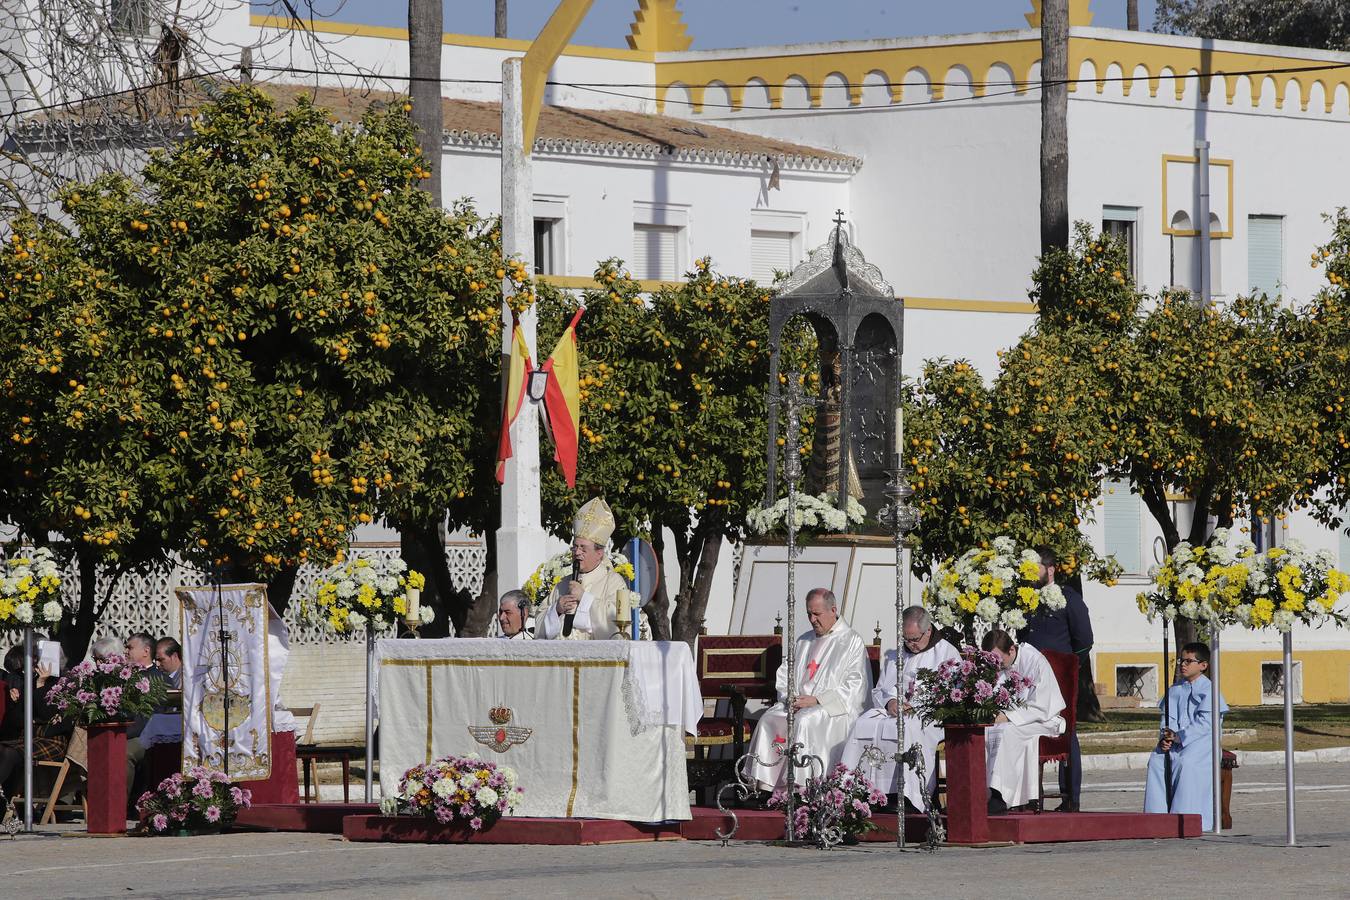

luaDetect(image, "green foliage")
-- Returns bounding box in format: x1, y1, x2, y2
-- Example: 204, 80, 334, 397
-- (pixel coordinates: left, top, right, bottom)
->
0, 86, 516, 599
1154, 0, 1350, 53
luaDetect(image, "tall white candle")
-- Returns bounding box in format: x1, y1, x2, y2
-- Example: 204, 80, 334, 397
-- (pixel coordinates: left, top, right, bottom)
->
894, 406, 904, 456
406, 587, 421, 622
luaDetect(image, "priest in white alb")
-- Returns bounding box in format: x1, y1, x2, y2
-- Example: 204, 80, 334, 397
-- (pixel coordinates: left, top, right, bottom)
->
982, 628, 1066, 813
840, 606, 959, 811
747, 588, 871, 793
535, 497, 649, 641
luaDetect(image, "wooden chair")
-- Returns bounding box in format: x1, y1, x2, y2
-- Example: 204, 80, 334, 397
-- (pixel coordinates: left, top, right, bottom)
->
1036, 649, 1080, 813
37, 726, 87, 825
685, 635, 782, 804
292, 703, 359, 804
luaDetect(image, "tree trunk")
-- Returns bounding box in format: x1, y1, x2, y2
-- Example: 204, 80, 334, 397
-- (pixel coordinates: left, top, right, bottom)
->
670, 529, 722, 650
1040, 0, 1070, 253
494, 0, 508, 38
1126, 0, 1139, 31
408, 0, 444, 204
399, 519, 455, 637
266, 564, 299, 616
645, 524, 672, 641
61, 547, 100, 666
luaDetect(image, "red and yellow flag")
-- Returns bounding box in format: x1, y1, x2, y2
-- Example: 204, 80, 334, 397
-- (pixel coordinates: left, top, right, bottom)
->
495, 318, 534, 483
541, 307, 585, 488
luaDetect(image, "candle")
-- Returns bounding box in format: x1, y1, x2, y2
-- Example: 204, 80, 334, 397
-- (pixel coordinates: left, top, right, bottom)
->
894, 406, 904, 456
406, 587, 421, 622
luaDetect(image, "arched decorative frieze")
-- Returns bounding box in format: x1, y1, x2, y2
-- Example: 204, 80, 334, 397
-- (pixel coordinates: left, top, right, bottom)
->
704, 79, 733, 112
1100, 61, 1124, 96
744, 77, 772, 110
1072, 58, 1097, 94
861, 69, 895, 106
782, 74, 811, 109
944, 64, 974, 101
985, 62, 1017, 95
903, 66, 935, 103
821, 71, 853, 108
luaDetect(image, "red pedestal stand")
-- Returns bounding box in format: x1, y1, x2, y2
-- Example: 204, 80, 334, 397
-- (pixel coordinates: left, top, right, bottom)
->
238, 731, 300, 805
944, 724, 990, 844
87, 722, 130, 834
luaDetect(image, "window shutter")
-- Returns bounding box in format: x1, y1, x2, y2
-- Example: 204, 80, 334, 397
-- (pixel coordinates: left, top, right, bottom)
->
1248, 215, 1284, 297
1102, 479, 1143, 575
751, 230, 795, 284
632, 224, 679, 281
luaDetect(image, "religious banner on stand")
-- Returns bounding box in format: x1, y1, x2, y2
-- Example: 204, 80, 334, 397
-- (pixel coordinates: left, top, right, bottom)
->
176, 583, 276, 780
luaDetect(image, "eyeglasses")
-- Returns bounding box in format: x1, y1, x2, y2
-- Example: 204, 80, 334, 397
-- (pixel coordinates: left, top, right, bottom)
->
1177, 658, 1201, 665
902, 628, 931, 647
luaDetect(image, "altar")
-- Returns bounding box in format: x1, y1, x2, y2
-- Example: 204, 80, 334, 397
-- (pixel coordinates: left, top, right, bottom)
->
377, 639, 701, 822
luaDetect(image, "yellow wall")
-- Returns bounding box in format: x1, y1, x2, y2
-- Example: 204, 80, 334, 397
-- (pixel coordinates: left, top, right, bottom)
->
1097, 650, 1350, 706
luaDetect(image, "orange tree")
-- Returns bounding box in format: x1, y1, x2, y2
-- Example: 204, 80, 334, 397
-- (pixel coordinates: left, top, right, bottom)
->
0, 86, 518, 656
538, 258, 813, 644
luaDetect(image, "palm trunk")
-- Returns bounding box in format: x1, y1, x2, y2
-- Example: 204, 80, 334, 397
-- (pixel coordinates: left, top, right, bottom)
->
1040, 0, 1070, 253
494, 0, 508, 38
408, 0, 444, 204
1126, 0, 1139, 31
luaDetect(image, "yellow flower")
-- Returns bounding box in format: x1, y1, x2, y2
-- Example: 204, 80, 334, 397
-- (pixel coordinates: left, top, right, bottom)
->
1019, 559, 1040, 581
1018, 586, 1040, 610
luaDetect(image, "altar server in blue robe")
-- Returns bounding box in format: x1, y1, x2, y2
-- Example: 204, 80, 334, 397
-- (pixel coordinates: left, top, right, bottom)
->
1144, 642, 1228, 830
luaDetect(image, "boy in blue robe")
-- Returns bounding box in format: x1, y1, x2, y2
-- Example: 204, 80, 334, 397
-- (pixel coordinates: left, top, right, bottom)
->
1144, 641, 1228, 830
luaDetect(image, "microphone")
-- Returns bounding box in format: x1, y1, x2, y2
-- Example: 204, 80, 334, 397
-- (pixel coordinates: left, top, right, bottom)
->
562, 556, 579, 637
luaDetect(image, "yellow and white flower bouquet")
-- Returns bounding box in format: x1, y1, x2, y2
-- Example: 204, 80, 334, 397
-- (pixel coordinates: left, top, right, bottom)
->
0, 547, 65, 632
522, 550, 635, 614
303, 556, 430, 635
922, 536, 1064, 633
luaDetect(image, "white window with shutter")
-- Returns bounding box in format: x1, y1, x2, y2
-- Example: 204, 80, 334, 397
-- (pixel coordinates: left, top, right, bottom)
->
1103, 205, 1139, 281
1102, 479, 1143, 575
749, 210, 804, 284
1248, 214, 1284, 298
632, 203, 688, 281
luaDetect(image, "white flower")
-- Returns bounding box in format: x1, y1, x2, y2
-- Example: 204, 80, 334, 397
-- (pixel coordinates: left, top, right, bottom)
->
348, 611, 367, 629
1272, 610, 1296, 633
42, 601, 62, 622
432, 777, 454, 798
405, 778, 423, 795
388, 557, 408, 574
933, 606, 957, 628
418, 606, 435, 624
993, 536, 1016, 554
1039, 583, 1066, 610
373, 615, 387, 630
974, 597, 1001, 623
1000, 609, 1027, 632
459, 774, 477, 790
475, 786, 498, 806
1177, 600, 1199, 620
377, 575, 399, 595
354, 566, 376, 585
379, 796, 399, 815
336, 579, 356, 598
14, 603, 32, 624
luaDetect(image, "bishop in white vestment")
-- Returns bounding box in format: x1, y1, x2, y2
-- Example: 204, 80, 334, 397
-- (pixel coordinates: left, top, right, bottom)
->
536, 498, 649, 641
840, 607, 958, 809
747, 589, 872, 792
983, 631, 1065, 810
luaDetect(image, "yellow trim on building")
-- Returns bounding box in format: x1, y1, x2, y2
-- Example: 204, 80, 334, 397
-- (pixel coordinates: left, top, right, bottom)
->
1097, 649, 1350, 706
1160, 154, 1235, 237
907, 297, 1036, 314
541, 274, 677, 293
248, 14, 655, 62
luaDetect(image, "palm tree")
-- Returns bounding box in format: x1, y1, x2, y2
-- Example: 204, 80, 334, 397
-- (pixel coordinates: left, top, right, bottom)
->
1040, 0, 1069, 252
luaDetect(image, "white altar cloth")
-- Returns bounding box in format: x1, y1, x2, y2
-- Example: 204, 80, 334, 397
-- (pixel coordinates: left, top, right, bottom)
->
377, 638, 700, 821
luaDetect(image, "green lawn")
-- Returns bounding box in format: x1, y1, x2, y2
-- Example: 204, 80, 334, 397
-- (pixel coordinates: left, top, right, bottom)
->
1077, 703, 1350, 754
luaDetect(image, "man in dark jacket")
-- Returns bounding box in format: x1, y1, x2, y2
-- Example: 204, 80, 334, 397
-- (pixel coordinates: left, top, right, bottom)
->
1017, 547, 1093, 812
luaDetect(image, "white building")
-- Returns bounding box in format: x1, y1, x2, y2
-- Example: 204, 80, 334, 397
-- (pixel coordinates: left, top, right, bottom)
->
8, 0, 1350, 713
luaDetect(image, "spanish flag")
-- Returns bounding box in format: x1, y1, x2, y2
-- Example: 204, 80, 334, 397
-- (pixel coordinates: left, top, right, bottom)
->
495, 317, 533, 483
541, 307, 585, 488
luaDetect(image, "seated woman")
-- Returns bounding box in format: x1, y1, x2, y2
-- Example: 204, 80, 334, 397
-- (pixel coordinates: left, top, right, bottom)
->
1144, 642, 1227, 830
982, 629, 1065, 814
0, 641, 72, 800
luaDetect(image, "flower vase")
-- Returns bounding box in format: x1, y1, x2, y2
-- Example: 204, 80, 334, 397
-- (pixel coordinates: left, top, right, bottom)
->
943, 723, 990, 844
87, 721, 131, 834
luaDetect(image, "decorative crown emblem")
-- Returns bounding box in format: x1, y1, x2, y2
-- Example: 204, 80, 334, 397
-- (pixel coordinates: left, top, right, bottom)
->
488, 706, 512, 725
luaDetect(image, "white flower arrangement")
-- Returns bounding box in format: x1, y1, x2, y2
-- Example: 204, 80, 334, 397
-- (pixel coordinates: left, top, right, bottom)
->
0, 547, 65, 632
922, 538, 1064, 634
746, 491, 867, 538
302, 556, 431, 635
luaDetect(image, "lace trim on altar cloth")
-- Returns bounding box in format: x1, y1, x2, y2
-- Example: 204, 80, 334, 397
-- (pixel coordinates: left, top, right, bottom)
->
622, 665, 652, 737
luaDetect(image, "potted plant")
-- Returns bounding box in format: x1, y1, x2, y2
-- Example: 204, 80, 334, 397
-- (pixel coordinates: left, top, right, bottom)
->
378, 753, 522, 838
45, 654, 168, 833
136, 767, 252, 836
768, 762, 887, 846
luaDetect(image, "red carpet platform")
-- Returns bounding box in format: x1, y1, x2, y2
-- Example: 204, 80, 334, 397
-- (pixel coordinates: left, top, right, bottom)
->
984, 810, 1201, 843
343, 814, 684, 845
236, 803, 378, 834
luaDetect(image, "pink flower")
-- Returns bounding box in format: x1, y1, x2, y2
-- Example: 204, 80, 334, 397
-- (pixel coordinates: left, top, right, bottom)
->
469, 816, 484, 831
239, 788, 252, 806
135, 678, 151, 694
950, 689, 964, 702
229, 787, 244, 805
152, 814, 169, 832
960, 660, 975, 676
974, 680, 994, 701
120, 667, 133, 680
193, 779, 214, 799
433, 806, 452, 824
204, 805, 221, 823
996, 688, 1010, 705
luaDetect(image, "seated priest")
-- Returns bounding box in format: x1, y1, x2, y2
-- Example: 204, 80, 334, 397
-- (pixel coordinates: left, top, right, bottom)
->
840, 606, 959, 812
747, 588, 871, 794
535, 497, 650, 641
498, 590, 534, 640
982, 629, 1066, 814
1144, 642, 1228, 831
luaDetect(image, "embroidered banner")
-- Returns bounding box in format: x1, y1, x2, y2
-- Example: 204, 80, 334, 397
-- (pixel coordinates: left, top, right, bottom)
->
176, 583, 275, 780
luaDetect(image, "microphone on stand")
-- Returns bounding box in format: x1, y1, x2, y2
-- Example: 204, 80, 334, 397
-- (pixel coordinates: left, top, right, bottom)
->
562, 557, 580, 637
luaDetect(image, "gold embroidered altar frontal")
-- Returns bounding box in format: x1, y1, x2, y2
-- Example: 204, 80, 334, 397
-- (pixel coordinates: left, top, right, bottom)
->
378, 639, 693, 822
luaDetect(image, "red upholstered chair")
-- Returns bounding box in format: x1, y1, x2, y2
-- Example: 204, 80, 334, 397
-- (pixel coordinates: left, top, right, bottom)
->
866, 644, 882, 686
686, 635, 783, 803
1036, 649, 1080, 813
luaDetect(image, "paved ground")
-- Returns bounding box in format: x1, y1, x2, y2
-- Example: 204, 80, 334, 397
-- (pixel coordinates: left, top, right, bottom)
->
4, 762, 1350, 899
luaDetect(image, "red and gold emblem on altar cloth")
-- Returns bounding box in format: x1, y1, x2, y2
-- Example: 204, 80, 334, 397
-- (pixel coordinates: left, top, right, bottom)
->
467, 706, 533, 753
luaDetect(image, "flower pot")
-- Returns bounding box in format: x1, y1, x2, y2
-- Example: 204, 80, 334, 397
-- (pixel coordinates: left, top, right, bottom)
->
87, 721, 132, 834
943, 723, 990, 844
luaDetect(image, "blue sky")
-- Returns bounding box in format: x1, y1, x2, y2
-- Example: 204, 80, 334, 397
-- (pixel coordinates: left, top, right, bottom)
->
263, 1, 1162, 47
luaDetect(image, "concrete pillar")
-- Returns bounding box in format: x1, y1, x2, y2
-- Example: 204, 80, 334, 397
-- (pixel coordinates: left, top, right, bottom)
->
496, 58, 548, 593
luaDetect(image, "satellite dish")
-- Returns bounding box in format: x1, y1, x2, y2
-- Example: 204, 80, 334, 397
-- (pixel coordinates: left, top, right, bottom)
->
621, 538, 660, 608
